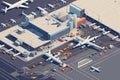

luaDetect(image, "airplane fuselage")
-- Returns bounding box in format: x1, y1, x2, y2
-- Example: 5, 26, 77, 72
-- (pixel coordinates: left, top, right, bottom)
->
8, 0, 28, 9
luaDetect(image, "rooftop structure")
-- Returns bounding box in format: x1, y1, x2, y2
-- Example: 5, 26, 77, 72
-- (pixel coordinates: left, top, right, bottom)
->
0, 25, 50, 53
30, 16, 68, 35
72, 0, 120, 34
29, 6, 71, 40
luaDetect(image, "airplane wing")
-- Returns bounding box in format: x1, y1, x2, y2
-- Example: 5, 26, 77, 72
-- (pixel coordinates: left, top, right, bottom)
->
87, 42, 104, 50
46, 57, 51, 61
73, 42, 82, 48
2, 1, 12, 6
19, 5, 29, 8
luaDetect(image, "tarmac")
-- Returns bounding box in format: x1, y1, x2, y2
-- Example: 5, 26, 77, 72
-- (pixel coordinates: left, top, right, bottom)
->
0, 0, 120, 80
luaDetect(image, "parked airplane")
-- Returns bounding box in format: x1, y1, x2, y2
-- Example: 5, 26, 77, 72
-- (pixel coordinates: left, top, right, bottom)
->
100, 28, 105, 32
112, 36, 119, 40
5, 48, 13, 54
60, 0, 67, 4
31, 12, 37, 16
0, 45, 5, 49
89, 23, 96, 27
73, 35, 104, 50
2, 0, 34, 13
10, 19, 16, 24
0, 23, 7, 28
13, 52, 21, 57
90, 66, 101, 73
102, 31, 110, 35
93, 26, 100, 30
37, 6, 45, 11
44, 50, 63, 65
47, 4, 55, 9
21, 11, 29, 17
6, 48, 13, 53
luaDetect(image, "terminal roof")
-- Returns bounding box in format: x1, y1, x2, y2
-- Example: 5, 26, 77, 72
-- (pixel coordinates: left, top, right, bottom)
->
72, 0, 120, 33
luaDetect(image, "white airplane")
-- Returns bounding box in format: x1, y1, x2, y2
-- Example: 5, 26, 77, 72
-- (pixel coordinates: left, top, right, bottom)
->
6, 48, 13, 53
0, 45, 5, 48
60, 0, 67, 4
47, 4, 55, 9
31, 12, 37, 16
13, 52, 21, 57
0, 23, 7, 28
89, 23, 96, 27
21, 11, 29, 17
44, 50, 63, 65
93, 26, 100, 30
37, 6, 45, 11
102, 31, 110, 35
10, 19, 16, 24
73, 35, 104, 50
90, 66, 101, 73
2, 0, 34, 13
100, 28, 105, 32
112, 36, 119, 40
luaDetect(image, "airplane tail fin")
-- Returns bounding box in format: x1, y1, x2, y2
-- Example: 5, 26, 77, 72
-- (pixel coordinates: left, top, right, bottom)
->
86, 36, 91, 40
1, 7, 8, 13
48, 49, 51, 54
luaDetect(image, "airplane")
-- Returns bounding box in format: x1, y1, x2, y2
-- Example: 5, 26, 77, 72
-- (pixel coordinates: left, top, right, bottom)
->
6, 48, 13, 53
44, 50, 63, 65
47, 4, 55, 9
0, 23, 7, 28
0, 45, 5, 49
93, 26, 100, 30
60, 0, 67, 4
100, 28, 105, 32
2, 0, 34, 13
73, 35, 104, 50
102, 31, 110, 35
37, 6, 45, 11
10, 19, 16, 24
112, 36, 119, 40
90, 66, 101, 73
89, 23, 96, 27
4, 48, 13, 54
31, 12, 37, 16
13, 52, 21, 57
21, 11, 29, 17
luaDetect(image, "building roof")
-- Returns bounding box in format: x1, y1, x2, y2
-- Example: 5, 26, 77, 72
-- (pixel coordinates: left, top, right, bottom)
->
72, 0, 120, 33
30, 6, 68, 35
0, 25, 50, 53
30, 16, 68, 35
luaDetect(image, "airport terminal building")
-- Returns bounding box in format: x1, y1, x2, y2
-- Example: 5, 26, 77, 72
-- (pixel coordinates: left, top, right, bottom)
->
28, 16, 70, 40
